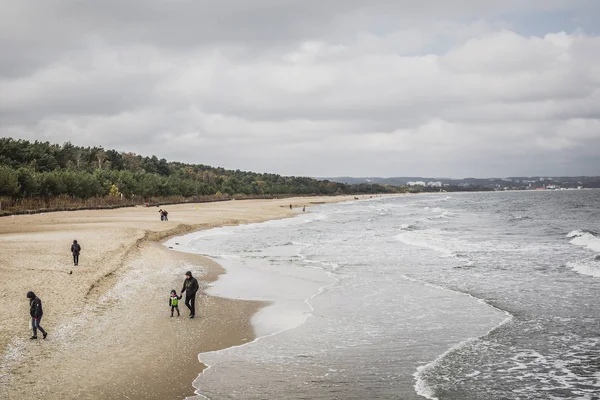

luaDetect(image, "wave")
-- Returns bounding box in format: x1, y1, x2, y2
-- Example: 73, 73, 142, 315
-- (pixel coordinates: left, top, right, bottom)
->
422, 206, 455, 219
396, 231, 455, 257
566, 261, 600, 278
399, 223, 418, 231
453, 253, 476, 269
424, 207, 445, 213
396, 231, 472, 265
193, 253, 341, 400
403, 275, 513, 400
566, 229, 599, 238
566, 230, 600, 253
509, 215, 532, 222
428, 211, 454, 220
425, 195, 453, 203
281, 241, 311, 247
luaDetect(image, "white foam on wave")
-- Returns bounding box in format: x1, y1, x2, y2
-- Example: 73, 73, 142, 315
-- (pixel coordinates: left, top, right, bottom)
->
428, 211, 454, 220
300, 212, 328, 224
566, 261, 600, 278
422, 206, 454, 220
188, 255, 341, 400
424, 195, 453, 203
395, 230, 478, 268
396, 230, 455, 257
507, 342, 600, 399
404, 275, 513, 400
509, 215, 532, 222
399, 223, 418, 231
567, 230, 600, 253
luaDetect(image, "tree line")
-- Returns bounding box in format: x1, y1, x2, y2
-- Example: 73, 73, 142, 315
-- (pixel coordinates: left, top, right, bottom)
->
0, 138, 398, 201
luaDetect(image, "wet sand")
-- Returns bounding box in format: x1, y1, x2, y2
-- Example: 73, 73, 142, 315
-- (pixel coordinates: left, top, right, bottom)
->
0, 196, 363, 399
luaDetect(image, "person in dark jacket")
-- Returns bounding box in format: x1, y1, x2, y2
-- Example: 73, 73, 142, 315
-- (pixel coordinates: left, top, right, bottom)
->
71, 240, 81, 266
180, 271, 199, 318
27, 291, 47, 340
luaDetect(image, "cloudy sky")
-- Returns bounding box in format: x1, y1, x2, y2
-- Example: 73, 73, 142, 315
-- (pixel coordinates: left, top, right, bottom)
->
1, 1, 599, 178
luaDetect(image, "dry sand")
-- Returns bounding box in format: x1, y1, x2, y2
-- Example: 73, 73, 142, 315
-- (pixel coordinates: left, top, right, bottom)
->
0, 196, 365, 399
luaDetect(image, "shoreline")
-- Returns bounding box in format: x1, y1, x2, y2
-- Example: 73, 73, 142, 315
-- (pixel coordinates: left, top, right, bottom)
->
165, 192, 508, 400
0, 195, 372, 399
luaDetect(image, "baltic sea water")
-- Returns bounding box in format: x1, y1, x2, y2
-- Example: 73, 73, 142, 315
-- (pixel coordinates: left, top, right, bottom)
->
165, 190, 600, 399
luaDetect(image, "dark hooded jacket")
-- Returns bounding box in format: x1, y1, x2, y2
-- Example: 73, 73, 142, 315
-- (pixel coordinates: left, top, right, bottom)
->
71, 241, 81, 255
27, 292, 43, 318
181, 273, 199, 297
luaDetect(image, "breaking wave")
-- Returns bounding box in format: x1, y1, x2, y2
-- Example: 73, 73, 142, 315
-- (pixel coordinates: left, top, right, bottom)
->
567, 230, 600, 253
566, 261, 600, 278
509, 215, 532, 222
399, 223, 418, 231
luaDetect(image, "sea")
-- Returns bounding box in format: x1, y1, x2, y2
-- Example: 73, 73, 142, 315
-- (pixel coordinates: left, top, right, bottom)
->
165, 190, 600, 400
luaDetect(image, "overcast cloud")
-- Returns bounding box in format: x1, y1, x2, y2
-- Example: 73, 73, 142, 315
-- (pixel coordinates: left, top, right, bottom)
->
1, 0, 599, 177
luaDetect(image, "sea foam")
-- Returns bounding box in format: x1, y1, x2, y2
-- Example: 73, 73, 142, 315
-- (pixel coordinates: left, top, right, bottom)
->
567, 230, 600, 253
566, 261, 600, 278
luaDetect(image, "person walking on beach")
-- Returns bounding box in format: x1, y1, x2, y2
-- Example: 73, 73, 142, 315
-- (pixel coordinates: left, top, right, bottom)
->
27, 291, 47, 340
159, 209, 168, 221
71, 240, 81, 266
180, 271, 199, 318
169, 289, 181, 317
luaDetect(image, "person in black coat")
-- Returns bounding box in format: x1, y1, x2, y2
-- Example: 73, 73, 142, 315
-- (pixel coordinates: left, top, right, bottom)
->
71, 240, 81, 266
180, 271, 199, 318
27, 291, 47, 340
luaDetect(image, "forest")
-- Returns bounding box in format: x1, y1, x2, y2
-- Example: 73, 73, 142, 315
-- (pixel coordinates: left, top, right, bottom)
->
0, 138, 399, 214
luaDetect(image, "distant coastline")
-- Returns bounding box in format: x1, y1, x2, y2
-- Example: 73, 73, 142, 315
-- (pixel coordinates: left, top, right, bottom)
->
323, 175, 600, 191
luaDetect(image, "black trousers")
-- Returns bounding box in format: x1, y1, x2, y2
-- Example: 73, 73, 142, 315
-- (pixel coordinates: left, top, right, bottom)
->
73, 254, 79, 265
184, 293, 196, 316
32, 316, 47, 337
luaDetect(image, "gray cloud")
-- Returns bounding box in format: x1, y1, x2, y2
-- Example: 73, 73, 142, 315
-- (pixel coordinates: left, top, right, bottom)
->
1, 0, 599, 177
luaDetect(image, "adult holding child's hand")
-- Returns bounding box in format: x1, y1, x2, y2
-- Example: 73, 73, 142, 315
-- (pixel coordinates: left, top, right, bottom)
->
180, 271, 199, 318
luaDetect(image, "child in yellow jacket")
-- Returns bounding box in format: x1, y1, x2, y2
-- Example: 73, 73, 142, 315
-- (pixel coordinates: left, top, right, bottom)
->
169, 289, 181, 317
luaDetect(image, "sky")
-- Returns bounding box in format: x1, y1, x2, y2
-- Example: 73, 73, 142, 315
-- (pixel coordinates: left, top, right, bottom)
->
1, 0, 599, 178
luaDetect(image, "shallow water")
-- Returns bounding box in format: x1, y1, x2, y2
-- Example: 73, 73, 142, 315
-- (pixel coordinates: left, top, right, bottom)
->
166, 190, 600, 399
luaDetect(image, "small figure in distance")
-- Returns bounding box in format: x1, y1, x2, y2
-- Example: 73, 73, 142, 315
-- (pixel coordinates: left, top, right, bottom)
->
303, 206, 306, 212
159, 209, 164, 221
290, 204, 293, 210
163, 209, 168, 221
169, 289, 181, 317
27, 291, 47, 340
71, 240, 81, 266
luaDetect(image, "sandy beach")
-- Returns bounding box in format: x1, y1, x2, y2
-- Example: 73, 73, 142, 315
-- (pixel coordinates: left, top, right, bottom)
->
0, 196, 364, 399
